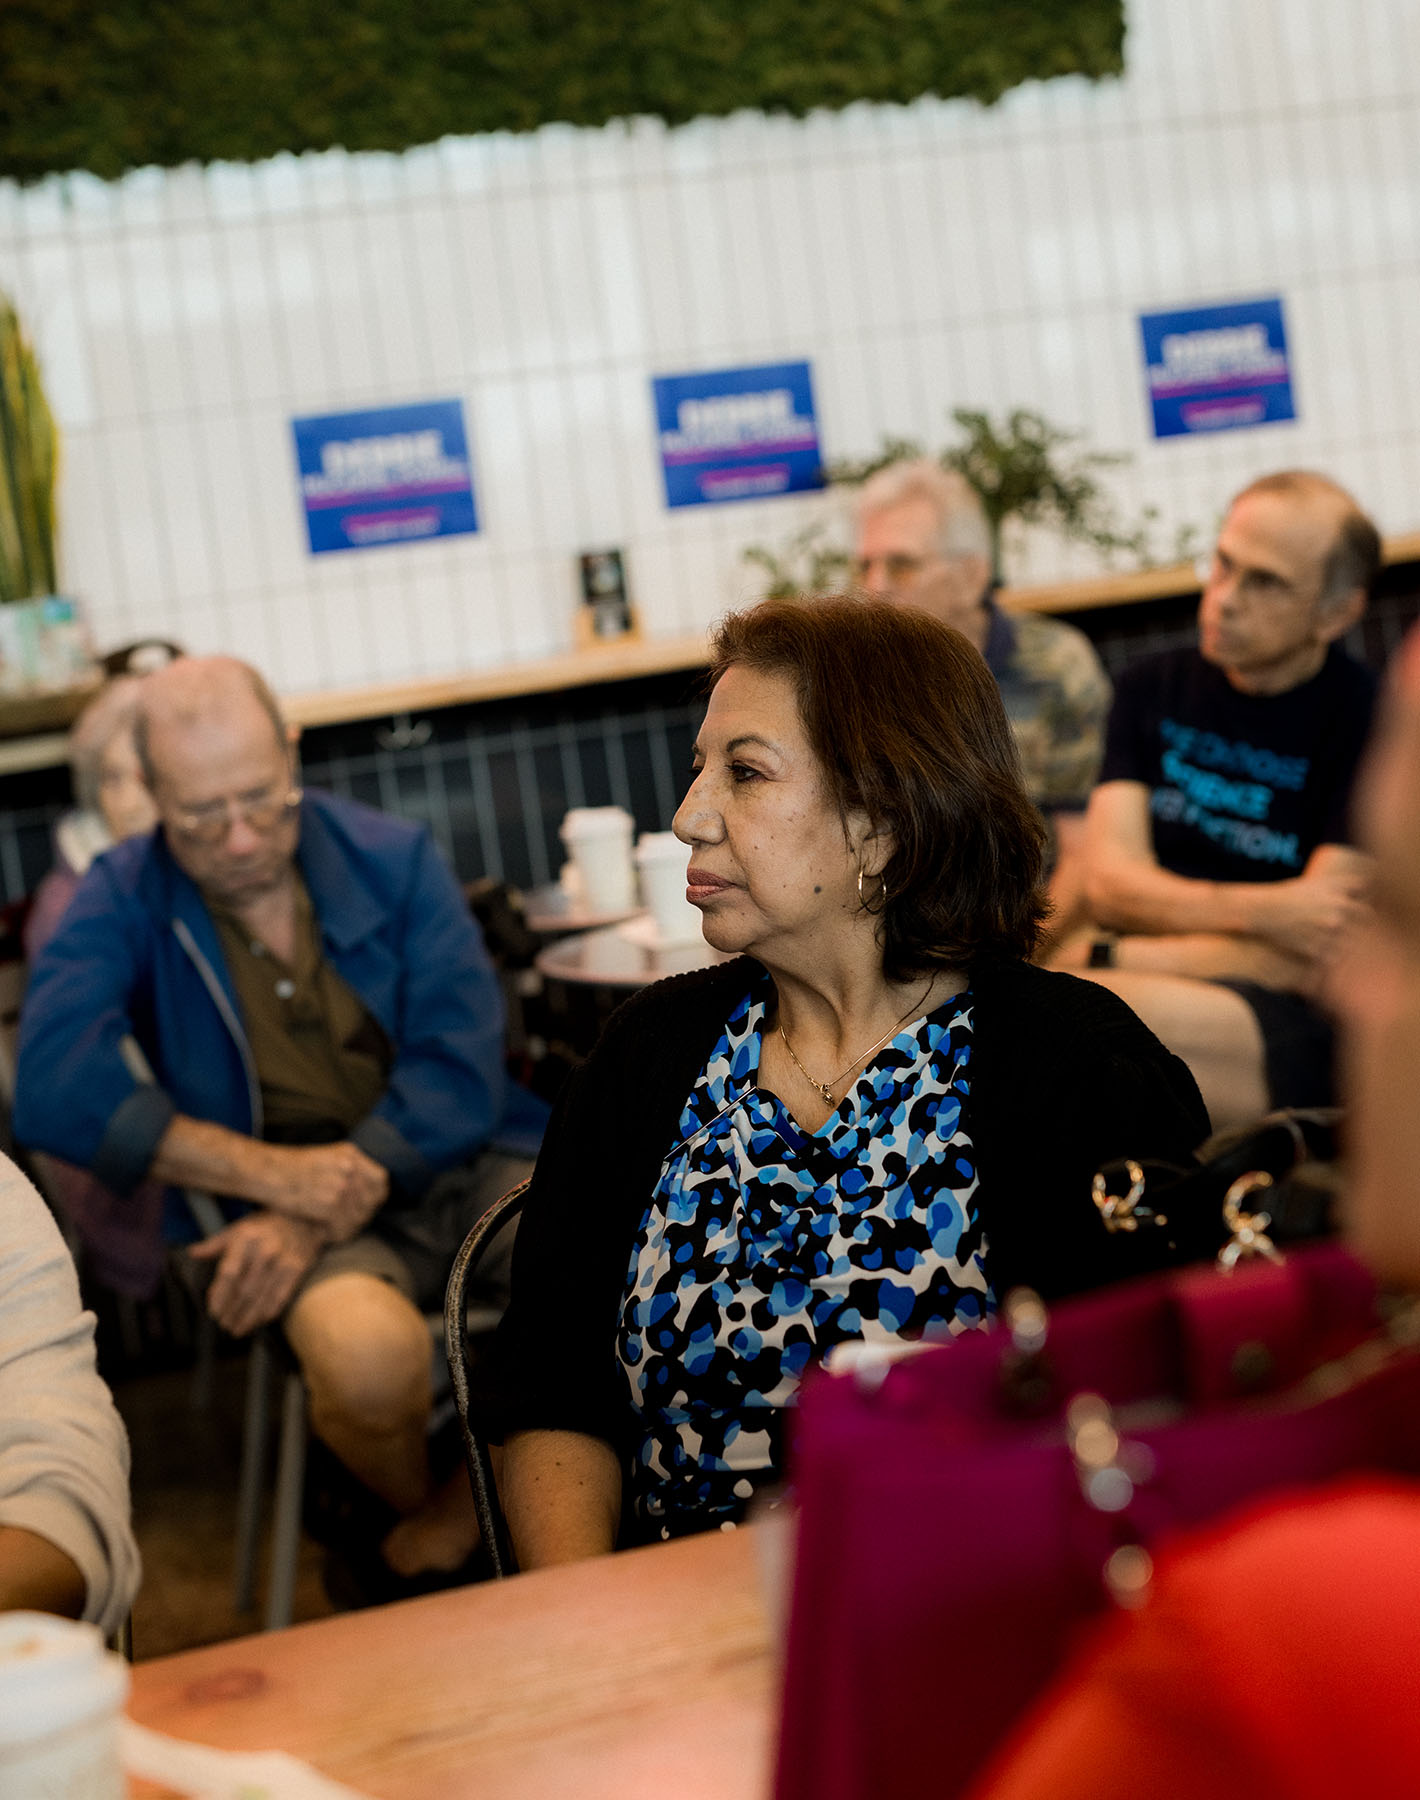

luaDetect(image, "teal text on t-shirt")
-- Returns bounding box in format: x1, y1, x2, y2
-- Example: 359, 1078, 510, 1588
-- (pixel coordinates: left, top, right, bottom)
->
1151, 718, 1306, 870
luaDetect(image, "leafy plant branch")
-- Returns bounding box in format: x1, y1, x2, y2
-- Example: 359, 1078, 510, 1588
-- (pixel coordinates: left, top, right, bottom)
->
827, 406, 1172, 575
741, 523, 853, 601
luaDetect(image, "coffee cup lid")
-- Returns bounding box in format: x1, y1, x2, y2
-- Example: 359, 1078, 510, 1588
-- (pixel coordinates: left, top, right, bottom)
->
0, 1614, 129, 1747
560, 806, 633, 840
635, 830, 686, 862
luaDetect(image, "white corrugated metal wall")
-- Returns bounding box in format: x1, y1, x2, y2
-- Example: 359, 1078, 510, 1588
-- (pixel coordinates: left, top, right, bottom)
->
0, 0, 1415, 695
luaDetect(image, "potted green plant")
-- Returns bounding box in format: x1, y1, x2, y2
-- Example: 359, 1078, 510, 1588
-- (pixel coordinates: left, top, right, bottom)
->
0, 293, 91, 696
830, 407, 1177, 578
744, 408, 1201, 595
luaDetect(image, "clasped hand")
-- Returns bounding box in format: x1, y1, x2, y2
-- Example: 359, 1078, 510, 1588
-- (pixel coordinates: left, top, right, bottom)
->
190, 1143, 390, 1334
1255, 851, 1372, 971
262, 1140, 390, 1242
189, 1211, 327, 1336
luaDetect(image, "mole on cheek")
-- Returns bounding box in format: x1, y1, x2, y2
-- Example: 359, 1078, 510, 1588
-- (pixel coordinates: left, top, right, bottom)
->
814, 885, 822, 894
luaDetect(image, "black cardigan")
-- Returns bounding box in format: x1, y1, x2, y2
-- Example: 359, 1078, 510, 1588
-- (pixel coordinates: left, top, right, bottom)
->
478, 956, 1214, 1452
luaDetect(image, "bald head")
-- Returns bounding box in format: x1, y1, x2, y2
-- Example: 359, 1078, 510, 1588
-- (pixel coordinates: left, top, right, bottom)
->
135, 658, 300, 906
135, 657, 287, 789
1231, 470, 1381, 613
1201, 469, 1378, 693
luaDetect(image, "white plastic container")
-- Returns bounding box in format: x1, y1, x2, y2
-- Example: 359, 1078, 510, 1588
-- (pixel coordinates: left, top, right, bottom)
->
0, 1613, 129, 1799
635, 831, 704, 945
559, 806, 636, 913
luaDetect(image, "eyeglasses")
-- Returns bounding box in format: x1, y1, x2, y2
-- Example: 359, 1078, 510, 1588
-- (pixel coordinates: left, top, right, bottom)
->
167, 786, 303, 847
856, 552, 929, 583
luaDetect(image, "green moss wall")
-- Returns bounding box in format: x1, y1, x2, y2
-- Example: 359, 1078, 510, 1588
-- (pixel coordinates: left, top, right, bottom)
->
0, 0, 1123, 182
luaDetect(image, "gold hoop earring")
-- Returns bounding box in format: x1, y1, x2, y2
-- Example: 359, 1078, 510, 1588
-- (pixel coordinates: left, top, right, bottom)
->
857, 864, 888, 908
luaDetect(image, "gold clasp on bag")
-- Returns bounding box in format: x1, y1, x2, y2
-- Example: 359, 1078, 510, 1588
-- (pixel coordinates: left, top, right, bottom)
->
1218, 1170, 1284, 1272
1092, 1159, 1169, 1234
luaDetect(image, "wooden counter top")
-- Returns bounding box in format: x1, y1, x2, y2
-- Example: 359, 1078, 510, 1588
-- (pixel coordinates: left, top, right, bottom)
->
282, 526, 1420, 724
268, 565, 1211, 735
1, 530, 1417, 774
278, 565, 1211, 731
282, 630, 715, 729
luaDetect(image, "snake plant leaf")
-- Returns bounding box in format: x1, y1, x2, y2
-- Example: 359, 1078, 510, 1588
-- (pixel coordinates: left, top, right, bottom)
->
0, 296, 59, 604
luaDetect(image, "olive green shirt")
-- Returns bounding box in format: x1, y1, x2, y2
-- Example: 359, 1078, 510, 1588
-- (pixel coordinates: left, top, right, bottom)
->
212, 875, 391, 1144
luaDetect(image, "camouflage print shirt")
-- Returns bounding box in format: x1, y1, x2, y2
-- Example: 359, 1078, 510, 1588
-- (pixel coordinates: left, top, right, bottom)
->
983, 602, 1112, 814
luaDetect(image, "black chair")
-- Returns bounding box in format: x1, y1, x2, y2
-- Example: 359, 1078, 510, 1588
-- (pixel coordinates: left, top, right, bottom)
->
444, 1179, 529, 1579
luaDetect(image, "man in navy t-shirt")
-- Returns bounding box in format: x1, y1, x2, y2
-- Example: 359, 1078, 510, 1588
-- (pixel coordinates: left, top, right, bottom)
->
1069, 470, 1380, 1128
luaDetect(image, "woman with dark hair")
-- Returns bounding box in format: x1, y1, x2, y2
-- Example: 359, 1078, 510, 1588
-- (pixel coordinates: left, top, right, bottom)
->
486, 597, 1214, 1568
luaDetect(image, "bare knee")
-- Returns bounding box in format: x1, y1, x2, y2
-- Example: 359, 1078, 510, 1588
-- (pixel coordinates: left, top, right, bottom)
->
286, 1274, 432, 1436
1075, 968, 1269, 1130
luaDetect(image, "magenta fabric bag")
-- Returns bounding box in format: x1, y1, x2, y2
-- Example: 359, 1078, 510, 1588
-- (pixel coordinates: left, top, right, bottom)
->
775, 1243, 1420, 1800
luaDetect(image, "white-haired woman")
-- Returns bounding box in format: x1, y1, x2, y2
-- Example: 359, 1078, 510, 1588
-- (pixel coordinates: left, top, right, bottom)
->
23, 676, 164, 1295
24, 676, 158, 960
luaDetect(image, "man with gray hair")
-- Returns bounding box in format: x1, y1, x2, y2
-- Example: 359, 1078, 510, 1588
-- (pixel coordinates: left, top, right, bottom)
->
1069, 470, 1380, 1128
855, 458, 1112, 938
15, 655, 544, 1593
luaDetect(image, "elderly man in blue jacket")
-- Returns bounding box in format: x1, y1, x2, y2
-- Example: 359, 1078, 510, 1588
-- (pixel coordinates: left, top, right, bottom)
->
15, 655, 544, 1588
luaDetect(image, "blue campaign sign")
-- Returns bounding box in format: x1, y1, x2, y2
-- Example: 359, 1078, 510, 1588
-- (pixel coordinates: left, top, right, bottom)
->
1139, 298, 1295, 439
653, 362, 823, 508
291, 399, 478, 554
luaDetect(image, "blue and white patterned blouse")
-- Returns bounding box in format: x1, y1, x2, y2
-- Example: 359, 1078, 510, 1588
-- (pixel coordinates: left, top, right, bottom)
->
616, 972, 993, 1538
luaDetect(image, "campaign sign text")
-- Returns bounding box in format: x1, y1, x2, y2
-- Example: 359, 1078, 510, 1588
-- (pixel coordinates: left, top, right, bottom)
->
653, 362, 822, 508
292, 400, 478, 553
1139, 298, 1295, 439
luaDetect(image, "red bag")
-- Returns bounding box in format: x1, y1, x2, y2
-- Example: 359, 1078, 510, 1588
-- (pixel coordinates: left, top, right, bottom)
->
775, 1242, 1420, 1800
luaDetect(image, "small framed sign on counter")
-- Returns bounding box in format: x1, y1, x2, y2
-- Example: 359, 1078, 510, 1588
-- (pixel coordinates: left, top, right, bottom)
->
291, 399, 479, 553
652, 361, 822, 508
576, 548, 637, 647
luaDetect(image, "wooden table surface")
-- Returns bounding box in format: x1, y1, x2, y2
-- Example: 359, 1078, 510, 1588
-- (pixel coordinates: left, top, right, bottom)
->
127, 1526, 777, 1799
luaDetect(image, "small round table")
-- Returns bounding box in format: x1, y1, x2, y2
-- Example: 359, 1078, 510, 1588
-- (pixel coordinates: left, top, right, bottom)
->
534, 915, 730, 991
521, 883, 642, 938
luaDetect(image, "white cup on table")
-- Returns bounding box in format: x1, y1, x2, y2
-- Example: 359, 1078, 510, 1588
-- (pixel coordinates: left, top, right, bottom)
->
0, 1613, 129, 1799
635, 831, 704, 945
559, 806, 636, 914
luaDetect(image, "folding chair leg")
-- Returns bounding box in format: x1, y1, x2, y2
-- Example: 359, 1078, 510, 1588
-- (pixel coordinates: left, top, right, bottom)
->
115, 1294, 144, 1367
233, 1334, 272, 1613
190, 1309, 217, 1414
263, 1371, 307, 1632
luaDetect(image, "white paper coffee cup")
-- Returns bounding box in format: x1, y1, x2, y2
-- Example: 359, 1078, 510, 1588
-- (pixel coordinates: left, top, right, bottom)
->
559, 806, 636, 913
0, 1613, 129, 1799
635, 831, 704, 945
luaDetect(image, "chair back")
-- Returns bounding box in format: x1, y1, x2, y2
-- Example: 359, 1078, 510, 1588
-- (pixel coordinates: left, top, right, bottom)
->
0, 954, 26, 1115
445, 1179, 529, 1578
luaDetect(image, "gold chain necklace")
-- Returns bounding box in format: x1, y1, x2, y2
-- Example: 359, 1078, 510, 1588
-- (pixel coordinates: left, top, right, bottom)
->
777, 978, 936, 1109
